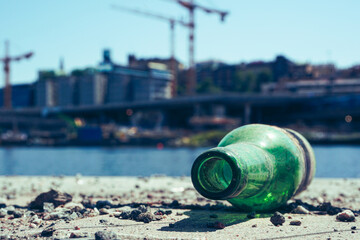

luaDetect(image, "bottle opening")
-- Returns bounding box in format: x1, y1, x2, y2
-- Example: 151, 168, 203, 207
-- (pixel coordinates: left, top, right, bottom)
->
197, 157, 233, 193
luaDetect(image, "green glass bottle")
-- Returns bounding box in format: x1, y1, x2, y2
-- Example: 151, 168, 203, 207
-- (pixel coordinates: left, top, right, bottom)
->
191, 124, 316, 212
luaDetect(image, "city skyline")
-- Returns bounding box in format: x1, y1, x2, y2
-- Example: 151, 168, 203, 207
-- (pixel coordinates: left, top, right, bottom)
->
1, 0, 360, 86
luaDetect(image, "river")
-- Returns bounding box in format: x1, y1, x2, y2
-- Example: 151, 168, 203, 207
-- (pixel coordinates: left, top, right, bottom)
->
0, 146, 359, 178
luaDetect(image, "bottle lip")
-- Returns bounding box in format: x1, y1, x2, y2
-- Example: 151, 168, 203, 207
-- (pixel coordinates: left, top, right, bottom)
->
191, 148, 246, 200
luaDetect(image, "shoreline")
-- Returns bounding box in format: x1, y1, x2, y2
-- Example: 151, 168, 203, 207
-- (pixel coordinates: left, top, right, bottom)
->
0, 176, 359, 239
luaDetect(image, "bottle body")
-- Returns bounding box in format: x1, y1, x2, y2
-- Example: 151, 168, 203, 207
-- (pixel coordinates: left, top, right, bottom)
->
191, 124, 315, 212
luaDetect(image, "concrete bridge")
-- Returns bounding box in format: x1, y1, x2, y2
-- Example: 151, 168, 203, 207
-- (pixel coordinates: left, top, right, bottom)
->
0, 93, 359, 130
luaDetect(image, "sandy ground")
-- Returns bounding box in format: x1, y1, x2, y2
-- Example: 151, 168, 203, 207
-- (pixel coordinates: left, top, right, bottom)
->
0, 176, 360, 239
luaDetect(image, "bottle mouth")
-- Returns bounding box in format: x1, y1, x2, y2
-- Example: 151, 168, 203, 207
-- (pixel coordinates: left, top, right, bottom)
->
191, 148, 245, 200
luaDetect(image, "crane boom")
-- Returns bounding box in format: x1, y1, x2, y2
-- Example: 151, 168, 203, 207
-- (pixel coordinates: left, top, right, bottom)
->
111, 4, 191, 97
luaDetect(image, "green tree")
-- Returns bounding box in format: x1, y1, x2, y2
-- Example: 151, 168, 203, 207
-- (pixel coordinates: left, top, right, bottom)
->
197, 77, 222, 94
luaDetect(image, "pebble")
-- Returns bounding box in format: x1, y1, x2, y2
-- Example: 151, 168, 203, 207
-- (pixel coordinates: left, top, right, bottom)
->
289, 220, 302, 226
5, 206, 15, 215
13, 210, 23, 218
113, 212, 121, 218
292, 206, 310, 214
252, 224, 257, 228
336, 210, 355, 222
29, 223, 36, 228
351, 226, 357, 230
270, 212, 285, 226
96, 200, 112, 209
99, 208, 110, 215
0, 209, 7, 218
94, 231, 117, 240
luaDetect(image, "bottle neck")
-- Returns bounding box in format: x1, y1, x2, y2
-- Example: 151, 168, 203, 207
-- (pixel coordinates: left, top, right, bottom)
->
191, 143, 275, 200
191, 147, 246, 200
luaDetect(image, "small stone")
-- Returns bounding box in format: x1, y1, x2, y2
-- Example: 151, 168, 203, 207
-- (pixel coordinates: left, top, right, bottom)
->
94, 230, 117, 240
270, 212, 285, 226
64, 202, 84, 212
96, 200, 112, 209
74, 226, 80, 230
210, 214, 218, 218
13, 210, 23, 218
41, 227, 55, 237
138, 205, 149, 213
352, 230, 356, 233
292, 206, 310, 214
99, 219, 108, 224
336, 210, 355, 222
113, 212, 121, 218
99, 208, 110, 215
137, 212, 155, 223
289, 220, 302, 226
5, 206, 15, 215
120, 211, 131, 219
154, 209, 165, 215
176, 212, 183, 216
165, 210, 172, 215
0, 209, 7, 218
70, 232, 81, 238
130, 209, 142, 220
29, 189, 72, 210
247, 211, 256, 219
252, 224, 257, 228
29, 223, 37, 228
351, 226, 356, 230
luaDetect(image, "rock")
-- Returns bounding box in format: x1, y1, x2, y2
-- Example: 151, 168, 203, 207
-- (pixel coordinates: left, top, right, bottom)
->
351, 226, 357, 230
43, 202, 55, 212
99, 219, 108, 224
99, 208, 110, 215
5, 206, 15, 215
252, 224, 257, 228
270, 212, 285, 226
29, 223, 36, 228
137, 212, 155, 223
292, 206, 310, 214
13, 210, 23, 218
70, 232, 84, 238
41, 227, 55, 237
96, 200, 112, 209
138, 205, 149, 213
120, 211, 131, 219
94, 231, 117, 240
64, 202, 84, 212
130, 209, 142, 220
0, 209, 7, 218
29, 189, 72, 210
290, 220, 302, 226
336, 210, 356, 222
113, 212, 121, 218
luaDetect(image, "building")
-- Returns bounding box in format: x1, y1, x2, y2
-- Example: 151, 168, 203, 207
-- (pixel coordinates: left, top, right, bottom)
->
0, 83, 34, 108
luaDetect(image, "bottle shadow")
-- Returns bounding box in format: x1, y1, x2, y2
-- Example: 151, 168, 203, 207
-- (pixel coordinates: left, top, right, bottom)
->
159, 209, 272, 232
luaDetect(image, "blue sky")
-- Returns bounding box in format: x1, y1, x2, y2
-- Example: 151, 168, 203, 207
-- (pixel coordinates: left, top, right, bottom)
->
1, 0, 360, 86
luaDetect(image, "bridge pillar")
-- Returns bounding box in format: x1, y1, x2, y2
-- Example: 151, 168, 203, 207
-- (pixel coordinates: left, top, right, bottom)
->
244, 103, 252, 125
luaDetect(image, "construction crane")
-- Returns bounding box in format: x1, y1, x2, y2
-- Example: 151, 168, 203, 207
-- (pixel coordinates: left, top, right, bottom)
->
173, 0, 229, 95
0, 40, 34, 109
111, 4, 191, 97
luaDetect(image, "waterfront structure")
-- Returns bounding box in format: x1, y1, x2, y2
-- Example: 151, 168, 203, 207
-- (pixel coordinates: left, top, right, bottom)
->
0, 83, 33, 108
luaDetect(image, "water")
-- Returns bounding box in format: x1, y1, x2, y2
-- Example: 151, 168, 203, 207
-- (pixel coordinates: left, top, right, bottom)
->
0, 146, 359, 178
